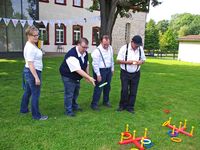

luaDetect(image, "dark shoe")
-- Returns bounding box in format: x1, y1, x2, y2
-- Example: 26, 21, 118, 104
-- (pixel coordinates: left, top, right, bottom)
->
103, 103, 112, 108
73, 108, 83, 112
116, 107, 125, 111
127, 109, 134, 114
91, 106, 100, 111
39, 115, 48, 120
65, 112, 75, 117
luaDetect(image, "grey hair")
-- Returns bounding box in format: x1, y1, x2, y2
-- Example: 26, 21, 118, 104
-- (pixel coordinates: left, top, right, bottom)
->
78, 37, 89, 45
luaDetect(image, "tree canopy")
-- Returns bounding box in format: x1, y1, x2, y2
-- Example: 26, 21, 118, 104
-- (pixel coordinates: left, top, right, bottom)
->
144, 19, 159, 50
145, 13, 200, 53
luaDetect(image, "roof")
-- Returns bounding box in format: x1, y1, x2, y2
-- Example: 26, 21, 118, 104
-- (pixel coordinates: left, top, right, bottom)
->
178, 35, 200, 42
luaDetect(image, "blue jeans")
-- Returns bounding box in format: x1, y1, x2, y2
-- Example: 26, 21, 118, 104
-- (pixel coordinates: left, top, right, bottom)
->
91, 68, 112, 107
20, 67, 42, 119
62, 76, 80, 114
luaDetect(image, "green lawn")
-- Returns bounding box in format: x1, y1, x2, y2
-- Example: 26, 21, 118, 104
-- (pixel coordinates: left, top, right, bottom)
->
0, 56, 200, 150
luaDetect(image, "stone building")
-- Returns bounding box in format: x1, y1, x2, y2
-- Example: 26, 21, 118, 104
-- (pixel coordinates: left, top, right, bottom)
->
0, 0, 146, 53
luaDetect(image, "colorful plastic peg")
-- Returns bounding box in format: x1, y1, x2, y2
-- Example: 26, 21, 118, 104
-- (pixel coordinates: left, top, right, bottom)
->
141, 137, 144, 148
144, 128, 148, 138
184, 119, 187, 128
190, 126, 194, 136
126, 124, 129, 132
179, 122, 182, 129
120, 132, 124, 142
169, 117, 172, 124
133, 130, 136, 139
172, 125, 176, 135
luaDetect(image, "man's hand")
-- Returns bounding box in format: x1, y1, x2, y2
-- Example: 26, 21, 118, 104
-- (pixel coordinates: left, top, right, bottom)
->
97, 75, 102, 82
88, 77, 96, 86
35, 77, 41, 85
127, 60, 134, 65
137, 60, 144, 65
112, 71, 114, 76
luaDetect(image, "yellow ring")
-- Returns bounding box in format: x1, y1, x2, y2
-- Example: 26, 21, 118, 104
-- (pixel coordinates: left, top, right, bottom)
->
171, 137, 182, 143
162, 121, 169, 126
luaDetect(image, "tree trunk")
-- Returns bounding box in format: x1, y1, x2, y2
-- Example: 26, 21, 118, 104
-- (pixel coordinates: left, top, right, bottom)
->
99, 0, 119, 43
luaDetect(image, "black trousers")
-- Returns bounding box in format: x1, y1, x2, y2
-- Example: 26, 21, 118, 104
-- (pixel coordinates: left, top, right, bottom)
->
119, 69, 140, 110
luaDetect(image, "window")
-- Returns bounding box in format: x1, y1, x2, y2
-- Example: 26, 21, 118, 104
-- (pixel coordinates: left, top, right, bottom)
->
125, 23, 130, 43
73, 0, 83, 7
72, 25, 83, 45
39, 0, 49, 2
92, 27, 100, 46
55, 0, 66, 5
39, 24, 49, 45
55, 24, 66, 45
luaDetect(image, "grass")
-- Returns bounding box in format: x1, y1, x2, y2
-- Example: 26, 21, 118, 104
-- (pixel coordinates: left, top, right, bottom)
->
0, 56, 200, 150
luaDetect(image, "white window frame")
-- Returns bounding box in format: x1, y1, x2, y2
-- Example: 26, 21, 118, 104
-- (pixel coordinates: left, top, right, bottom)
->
56, 28, 64, 44
73, 0, 81, 6
55, 0, 65, 4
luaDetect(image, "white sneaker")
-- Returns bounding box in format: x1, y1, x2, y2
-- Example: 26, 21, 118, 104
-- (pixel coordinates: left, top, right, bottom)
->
39, 115, 48, 120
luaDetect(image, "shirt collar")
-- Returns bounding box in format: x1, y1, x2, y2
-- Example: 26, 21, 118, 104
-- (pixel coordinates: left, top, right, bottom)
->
76, 46, 86, 57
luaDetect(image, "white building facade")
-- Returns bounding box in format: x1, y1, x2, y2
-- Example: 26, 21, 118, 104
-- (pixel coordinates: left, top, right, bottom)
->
39, 0, 147, 53
178, 35, 200, 63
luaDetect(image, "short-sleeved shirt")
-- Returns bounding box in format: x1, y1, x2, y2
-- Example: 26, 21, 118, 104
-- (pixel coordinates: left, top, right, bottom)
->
24, 41, 43, 71
117, 43, 146, 73
66, 46, 86, 72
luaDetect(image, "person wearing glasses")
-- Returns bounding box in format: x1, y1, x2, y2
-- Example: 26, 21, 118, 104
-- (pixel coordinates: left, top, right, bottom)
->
59, 37, 95, 117
90, 35, 114, 111
116, 35, 146, 114
20, 26, 48, 120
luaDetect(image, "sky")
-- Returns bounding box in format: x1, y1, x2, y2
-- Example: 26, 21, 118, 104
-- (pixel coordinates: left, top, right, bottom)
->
146, 0, 200, 22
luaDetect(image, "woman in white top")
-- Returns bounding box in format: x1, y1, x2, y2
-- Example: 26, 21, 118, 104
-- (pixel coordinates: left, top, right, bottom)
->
20, 26, 48, 120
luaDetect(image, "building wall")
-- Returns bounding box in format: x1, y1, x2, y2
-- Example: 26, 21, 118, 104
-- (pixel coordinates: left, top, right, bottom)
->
39, 0, 100, 53
178, 42, 200, 63
112, 12, 146, 53
39, 1, 146, 53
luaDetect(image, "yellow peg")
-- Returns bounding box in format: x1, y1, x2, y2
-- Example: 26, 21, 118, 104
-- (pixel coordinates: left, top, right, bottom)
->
120, 132, 124, 142
141, 137, 144, 148
144, 128, 148, 138
179, 122, 182, 129
190, 126, 194, 136
133, 130, 136, 139
169, 117, 172, 124
184, 119, 187, 128
126, 124, 129, 132
172, 125, 176, 135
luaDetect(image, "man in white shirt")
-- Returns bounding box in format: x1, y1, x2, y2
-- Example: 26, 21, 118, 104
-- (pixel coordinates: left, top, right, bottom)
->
116, 35, 146, 114
90, 35, 114, 111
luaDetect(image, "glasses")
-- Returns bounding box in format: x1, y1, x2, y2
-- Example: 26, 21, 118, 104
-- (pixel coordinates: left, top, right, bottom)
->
30, 34, 39, 37
80, 45, 89, 49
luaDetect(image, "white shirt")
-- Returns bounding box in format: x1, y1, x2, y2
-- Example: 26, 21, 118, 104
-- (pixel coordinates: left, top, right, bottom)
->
117, 43, 146, 73
66, 46, 87, 72
91, 44, 114, 76
24, 41, 43, 71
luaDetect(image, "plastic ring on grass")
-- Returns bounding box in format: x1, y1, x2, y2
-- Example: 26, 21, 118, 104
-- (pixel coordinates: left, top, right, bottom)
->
123, 132, 132, 140
171, 137, 182, 143
130, 148, 138, 150
167, 130, 178, 137
141, 139, 151, 145
162, 121, 170, 126
144, 142, 154, 149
